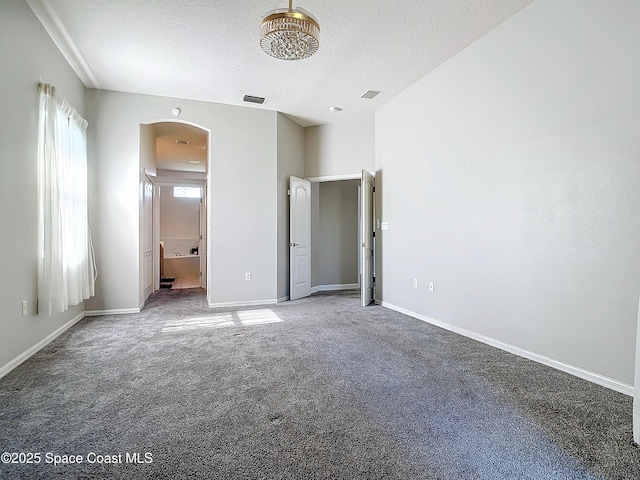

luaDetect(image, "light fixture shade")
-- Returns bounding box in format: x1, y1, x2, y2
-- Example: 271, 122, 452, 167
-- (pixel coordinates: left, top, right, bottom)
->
260, 6, 319, 61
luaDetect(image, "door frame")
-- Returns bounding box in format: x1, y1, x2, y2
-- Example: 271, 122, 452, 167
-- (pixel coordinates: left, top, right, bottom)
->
361, 169, 375, 306
142, 173, 155, 301
139, 119, 211, 304
153, 178, 207, 292
303, 172, 375, 304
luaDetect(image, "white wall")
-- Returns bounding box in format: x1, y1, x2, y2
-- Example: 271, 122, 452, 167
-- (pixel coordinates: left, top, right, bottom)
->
85, 89, 279, 310
139, 124, 157, 176
305, 114, 374, 178
376, 0, 640, 388
277, 114, 305, 301
0, 0, 87, 373
312, 180, 360, 288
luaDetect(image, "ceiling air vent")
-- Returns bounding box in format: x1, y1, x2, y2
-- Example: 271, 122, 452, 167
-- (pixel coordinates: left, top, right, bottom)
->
243, 94, 267, 105
360, 90, 381, 100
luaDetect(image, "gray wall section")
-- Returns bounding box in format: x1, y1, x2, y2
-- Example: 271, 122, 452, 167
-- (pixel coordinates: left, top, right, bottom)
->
0, 0, 87, 371
311, 183, 320, 285
305, 114, 375, 178
375, 0, 640, 386
276, 114, 305, 301
312, 180, 360, 288
85, 89, 279, 310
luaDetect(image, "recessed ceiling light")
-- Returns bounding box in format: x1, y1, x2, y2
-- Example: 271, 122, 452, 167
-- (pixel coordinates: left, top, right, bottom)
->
328, 106, 343, 113
175, 139, 190, 145
187, 160, 201, 164
360, 90, 381, 99
172, 107, 181, 116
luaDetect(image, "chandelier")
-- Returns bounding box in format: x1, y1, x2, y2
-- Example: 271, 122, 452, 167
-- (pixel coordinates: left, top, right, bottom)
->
260, 0, 320, 61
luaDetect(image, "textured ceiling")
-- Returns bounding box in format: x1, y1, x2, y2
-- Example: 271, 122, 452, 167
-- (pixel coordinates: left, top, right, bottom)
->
27, 0, 534, 128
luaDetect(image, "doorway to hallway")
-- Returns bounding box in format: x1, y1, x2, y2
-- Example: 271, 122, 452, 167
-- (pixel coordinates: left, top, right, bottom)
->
140, 121, 210, 305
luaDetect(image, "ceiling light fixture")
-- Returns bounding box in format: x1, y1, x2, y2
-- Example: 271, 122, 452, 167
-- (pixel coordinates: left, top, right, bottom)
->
328, 106, 343, 113
260, 0, 319, 61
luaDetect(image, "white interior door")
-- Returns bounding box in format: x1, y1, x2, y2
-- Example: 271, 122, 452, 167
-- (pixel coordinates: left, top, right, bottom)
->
153, 184, 160, 291
143, 176, 154, 300
361, 170, 374, 306
290, 176, 312, 300
199, 185, 207, 289
358, 184, 362, 288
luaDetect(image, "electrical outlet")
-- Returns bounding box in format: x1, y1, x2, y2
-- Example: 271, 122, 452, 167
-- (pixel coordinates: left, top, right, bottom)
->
413, 278, 418, 288
245, 273, 252, 281
22, 300, 28, 316
429, 282, 434, 292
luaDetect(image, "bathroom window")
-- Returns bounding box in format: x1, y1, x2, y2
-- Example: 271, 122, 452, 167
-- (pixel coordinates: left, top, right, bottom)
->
173, 186, 202, 198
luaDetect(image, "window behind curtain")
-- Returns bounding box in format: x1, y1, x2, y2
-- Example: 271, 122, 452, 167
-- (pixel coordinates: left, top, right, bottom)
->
37, 83, 96, 315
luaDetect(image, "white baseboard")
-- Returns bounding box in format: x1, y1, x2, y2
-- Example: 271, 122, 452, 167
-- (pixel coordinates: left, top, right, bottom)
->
0, 312, 85, 380
311, 283, 359, 294
84, 308, 141, 316
209, 299, 278, 309
381, 302, 634, 397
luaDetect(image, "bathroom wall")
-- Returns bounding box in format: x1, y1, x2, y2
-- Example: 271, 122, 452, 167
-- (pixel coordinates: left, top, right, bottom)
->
160, 185, 200, 254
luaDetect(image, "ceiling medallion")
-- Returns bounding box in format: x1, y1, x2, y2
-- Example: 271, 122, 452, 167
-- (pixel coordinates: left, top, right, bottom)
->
260, 0, 319, 61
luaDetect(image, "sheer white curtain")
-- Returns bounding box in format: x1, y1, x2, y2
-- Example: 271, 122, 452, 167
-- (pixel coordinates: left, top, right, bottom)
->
37, 83, 96, 315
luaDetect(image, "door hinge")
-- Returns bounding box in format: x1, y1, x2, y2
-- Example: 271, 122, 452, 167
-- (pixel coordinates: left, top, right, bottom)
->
287, 189, 291, 196
372, 232, 375, 237
373, 186, 376, 193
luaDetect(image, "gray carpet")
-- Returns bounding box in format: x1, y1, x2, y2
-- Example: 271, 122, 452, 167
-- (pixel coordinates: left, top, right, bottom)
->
1, 288, 639, 479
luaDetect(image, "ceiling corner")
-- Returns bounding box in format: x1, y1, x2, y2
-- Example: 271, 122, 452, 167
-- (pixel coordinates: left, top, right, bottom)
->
26, 0, 100, 88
